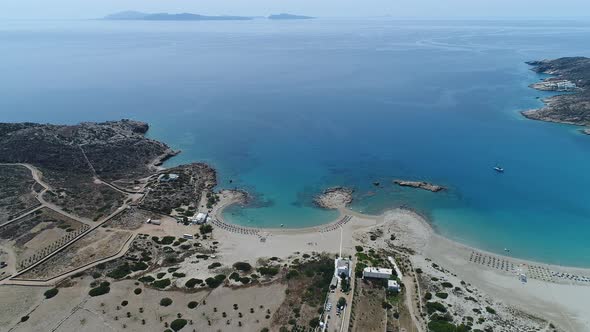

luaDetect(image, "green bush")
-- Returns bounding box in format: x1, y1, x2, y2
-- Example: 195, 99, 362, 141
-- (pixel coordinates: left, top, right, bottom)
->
138, 276, 155, 283
355, 246, 364, 252
188, 301, 198, 309
44, 288, 59, 299
435, 292, 448, 299
89, 282, 111, 297
208, 262, 222, 269
200, 224, 213, 234
205, 274, 226, 288
424, 292, 432, 300
257, 266, 279, 276
441, 282, 453, 288
309, 317, 320, 328
426, 302, 447, 314
233, 262, 252, 272
160, 236, 176, 245
170, 319, 187, 331
152, 278, 171, 289
485, 306, 496, 314
157, 272, 166, 279
134, 288, 142, 295
185, 278, 203, 288
172, 272, 186, 278
160, 297, 173, 306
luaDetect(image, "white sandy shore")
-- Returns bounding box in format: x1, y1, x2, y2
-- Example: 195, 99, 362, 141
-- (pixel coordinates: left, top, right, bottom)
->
210, 192, 590, 331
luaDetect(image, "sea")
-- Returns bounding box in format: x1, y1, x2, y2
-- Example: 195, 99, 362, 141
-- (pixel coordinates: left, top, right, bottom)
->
2, 18, 590, 267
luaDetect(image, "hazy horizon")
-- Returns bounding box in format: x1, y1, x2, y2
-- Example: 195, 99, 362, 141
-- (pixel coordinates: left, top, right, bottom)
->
2, 0, 590, 20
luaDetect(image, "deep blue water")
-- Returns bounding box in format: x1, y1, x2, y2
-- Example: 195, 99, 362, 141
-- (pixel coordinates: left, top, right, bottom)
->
2, 19, 590, 266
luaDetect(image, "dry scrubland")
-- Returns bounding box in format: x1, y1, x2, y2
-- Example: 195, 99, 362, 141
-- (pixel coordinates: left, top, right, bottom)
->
0, 165, 39, 223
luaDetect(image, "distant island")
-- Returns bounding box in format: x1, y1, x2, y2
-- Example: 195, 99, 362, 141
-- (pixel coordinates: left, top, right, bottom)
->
268, 13, 314, 20
104, 11, 315, 21
104, 11, 253, 21
522, 57, 590, 135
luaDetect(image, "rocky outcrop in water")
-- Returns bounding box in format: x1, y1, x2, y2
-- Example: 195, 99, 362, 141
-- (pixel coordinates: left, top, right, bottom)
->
393, 180, 445, 192
313, 187, 353, 209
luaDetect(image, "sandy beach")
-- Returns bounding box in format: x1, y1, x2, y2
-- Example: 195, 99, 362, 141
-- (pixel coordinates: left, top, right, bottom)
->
208, 192, 590, 331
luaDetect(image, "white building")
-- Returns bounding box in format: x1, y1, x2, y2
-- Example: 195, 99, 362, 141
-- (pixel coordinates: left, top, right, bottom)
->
158, 173, 179, 182
388, 280, 400, 292
362, 267, 392, 279
335, 258, 351, 278
189, 212, 208, 225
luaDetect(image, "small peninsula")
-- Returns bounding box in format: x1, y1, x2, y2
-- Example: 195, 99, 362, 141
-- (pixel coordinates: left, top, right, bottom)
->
268, 13, 314, 20
522, 57, 590, 135
393, 180, 445, 192
104, 11, 253, 21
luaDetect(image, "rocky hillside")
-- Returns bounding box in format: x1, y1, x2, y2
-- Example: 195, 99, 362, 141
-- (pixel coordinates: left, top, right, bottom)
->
523, 57, 590, 132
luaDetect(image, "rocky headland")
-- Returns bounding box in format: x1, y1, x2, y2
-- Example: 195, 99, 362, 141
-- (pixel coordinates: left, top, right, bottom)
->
0, 120, 179, 219
393, 180, 445, 192
313, 187, 353, 209
522, 57, 590, 134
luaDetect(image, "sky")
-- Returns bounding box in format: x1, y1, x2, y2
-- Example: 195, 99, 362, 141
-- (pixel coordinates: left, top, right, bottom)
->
2, 0, 590, 19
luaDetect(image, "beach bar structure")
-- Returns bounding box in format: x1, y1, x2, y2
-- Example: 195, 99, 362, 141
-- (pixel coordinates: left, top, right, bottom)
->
335, 258, 352, 278
362, 267, 393, 279
189, 212, 208, 225
388, 280, 400, 292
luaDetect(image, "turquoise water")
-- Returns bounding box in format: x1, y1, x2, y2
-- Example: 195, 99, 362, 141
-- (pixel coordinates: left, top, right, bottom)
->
2, 19, 590, 266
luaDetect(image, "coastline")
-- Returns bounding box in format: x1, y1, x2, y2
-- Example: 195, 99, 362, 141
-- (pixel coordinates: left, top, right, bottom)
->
521, 58, 590, 134
208, 194, 590, 330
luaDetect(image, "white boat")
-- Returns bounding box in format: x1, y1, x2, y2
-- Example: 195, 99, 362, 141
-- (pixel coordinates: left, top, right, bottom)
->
494, 165, 504, 173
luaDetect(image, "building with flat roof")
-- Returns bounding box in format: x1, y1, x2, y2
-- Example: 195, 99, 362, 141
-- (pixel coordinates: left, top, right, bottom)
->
189, 212, 208, 224
362, 267, 392, 279
158, 173, 179, 182
335, 258, 351, 278
388, 280, 400, 292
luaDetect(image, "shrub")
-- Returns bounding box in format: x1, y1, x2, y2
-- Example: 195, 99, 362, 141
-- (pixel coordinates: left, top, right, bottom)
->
138, 276, 155, 283
157, 272, 166, 279
426, 302, 447, 314
160, 297, 173, 306
286, 270, 299, 279
170, 319, 187, 331
153, 279, 171, 289
415, 268, 423, 274
185, 278, 203, 288
435, 292, 449, 299
20, 316, 29, 322
208, 262, 222, 269
337, 297, 347, 307
44, 288, 59, 299
424, 292, 433, 300
233, 262, 252, 272
257, 266, 279, 276
200, 224, 213, 234
134, 288, 142, 295
121, 300, 128, 306
309, 317, 320, 328
160, 236, 176, 245
89, 282, 111, 297
172, 272, 186, 278
485, 306, 496, 314
229, 272, 240, 281
205, 274, 226, 288
188, 301, 198, 309
441, 282, 453, 288
355, 246, 364, 252
239, 277, 251, 284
